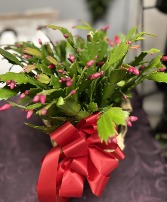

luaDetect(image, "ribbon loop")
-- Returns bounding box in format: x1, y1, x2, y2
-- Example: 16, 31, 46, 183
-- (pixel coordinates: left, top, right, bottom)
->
37, 114, 125, 202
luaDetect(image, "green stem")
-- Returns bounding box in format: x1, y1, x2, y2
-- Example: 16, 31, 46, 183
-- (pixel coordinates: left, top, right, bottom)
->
76, 66, 87, 86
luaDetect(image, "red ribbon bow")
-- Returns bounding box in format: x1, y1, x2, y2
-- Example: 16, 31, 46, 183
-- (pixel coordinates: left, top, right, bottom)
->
37, 113, 125, 202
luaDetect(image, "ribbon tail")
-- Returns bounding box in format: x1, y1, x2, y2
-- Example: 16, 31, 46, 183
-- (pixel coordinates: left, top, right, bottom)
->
37, 147, 61, 202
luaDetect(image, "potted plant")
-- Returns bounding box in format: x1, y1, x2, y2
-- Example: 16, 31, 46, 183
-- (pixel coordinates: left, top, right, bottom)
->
0, 22, 166, 202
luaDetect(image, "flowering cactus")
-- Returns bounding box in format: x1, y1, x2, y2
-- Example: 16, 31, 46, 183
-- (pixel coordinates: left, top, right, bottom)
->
0, 22, 166, 142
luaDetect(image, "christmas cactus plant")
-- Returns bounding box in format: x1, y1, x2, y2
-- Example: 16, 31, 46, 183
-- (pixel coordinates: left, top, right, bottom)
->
0, 22, 166, 141
0, 21, 167, 201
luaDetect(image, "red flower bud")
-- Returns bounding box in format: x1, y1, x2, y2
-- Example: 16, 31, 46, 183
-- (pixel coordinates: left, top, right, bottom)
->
139, 65, 146, 71
97, 61, 105, 67
158, 67, 166, 72
114, 35, 120, 45
161, 56, 167, 61
48, 64, 55, 69
0, 104, 11, 111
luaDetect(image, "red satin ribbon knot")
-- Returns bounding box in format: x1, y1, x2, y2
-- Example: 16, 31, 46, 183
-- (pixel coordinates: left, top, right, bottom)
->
37, 113, 125, 202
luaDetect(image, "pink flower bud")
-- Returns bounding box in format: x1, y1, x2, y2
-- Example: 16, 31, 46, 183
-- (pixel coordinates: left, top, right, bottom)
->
158, 67, 166, 72
66, 77, 71, 81
127, 41, 132, 44
0, 104, 11, 111
33, 95, 40, 103
64, 34, 69, 38
48, 64, 55, 69
161, 56, 167, 61
61, 77, 67, 82
26, 110, 33, 119
38, 39, 42, 45
87, 60, 94, 67
66, 80, 72, 87
129, 116, 138, 122
88, 71, 104, 80
127, 121, 132, 127
133, 69, 139, 75
69, 90, 76, 95
10, 81, 16, 89
114, 35, 120, 45
41, 108, 47, 115
68, 54, 75, 63
101, 25, 110, 31
94, 55, 98, 59
20, 93, 26, 99
58, 69, 64, 74
6, 80, 11, 85
22, 54, 32, 59
123, 94, 128, 99
25, 90, 29, 95
39, 94, 46, 104
109, 39, 114, 47
128, 66, 134, 73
